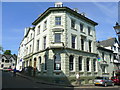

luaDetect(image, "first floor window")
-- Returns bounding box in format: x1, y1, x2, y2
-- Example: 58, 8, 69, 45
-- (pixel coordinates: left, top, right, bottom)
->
37, 40, 39, 51
89, 41, 92, 52
55, 33, 61, 43
86, 58, 90, 71
43, 36, 46, 49
78, 56, 82, 71
54, 54, 61, 70
69, 55, 74, 71
72, 35, 76, 48
81, 38, 84, 51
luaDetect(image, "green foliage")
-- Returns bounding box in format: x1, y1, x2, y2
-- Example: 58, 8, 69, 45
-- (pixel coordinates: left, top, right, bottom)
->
4, 50, 11, 55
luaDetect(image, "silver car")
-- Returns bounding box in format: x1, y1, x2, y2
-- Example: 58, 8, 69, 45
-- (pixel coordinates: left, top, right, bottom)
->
94, 77, 114, 87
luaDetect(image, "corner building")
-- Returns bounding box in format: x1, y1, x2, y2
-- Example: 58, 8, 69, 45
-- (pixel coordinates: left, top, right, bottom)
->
17, 3, 99, 85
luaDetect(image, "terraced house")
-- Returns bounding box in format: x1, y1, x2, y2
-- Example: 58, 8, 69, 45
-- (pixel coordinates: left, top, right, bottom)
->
17, 2, 116, 85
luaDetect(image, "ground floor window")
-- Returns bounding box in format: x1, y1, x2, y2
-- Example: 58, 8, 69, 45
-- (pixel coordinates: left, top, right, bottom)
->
44, 55, 47, 70
78, 56, 82, 71
69, 55, 74, 71
102, 66, 107, 73
54, 54, 61, 70
93, 59, 96, 71
86, 58, 90, 71
39, 56, 41, 71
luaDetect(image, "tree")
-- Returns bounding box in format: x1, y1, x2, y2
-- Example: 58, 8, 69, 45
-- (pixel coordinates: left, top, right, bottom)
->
4, 50, 11, 55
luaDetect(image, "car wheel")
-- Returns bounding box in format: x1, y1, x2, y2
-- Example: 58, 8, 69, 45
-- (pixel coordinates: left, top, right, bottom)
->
112, 82, 114, 86
104, 83, 107, 87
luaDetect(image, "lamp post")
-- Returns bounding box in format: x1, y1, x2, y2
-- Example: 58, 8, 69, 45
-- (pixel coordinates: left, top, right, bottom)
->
113, 22, 120, 43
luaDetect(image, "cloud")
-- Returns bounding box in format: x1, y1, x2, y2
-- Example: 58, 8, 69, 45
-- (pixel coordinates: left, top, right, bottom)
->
92, 2, 117, 20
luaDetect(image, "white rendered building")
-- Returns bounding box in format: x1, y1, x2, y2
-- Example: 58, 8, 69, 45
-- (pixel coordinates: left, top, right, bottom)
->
17, 2, 116, 85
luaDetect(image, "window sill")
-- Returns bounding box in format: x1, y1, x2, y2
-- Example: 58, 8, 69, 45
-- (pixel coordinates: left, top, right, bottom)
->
94, 72, 98, 74
54, 25, 63, 26
102, 73, 109, 75
71, 28, 77, 31
81, 32, 86, 34
70, 70, 75, 72
88, 34, 93, 37
87, 71, 91, 73
43, 28, 47, 31
43, 70, 47, 72
53, 70, 62, 73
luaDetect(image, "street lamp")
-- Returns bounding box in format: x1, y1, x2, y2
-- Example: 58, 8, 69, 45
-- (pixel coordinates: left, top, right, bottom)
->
113, 22, 120, 43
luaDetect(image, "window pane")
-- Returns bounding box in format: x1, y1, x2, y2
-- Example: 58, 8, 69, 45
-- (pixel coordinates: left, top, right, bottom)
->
44, 36, 46, 49
54, 54, 61, 70
55, 33, 61, 43
72, 35, 76, 48
44, 20, 47, 30
45, 55, 47, 70
79, 56, 82, 71
93, 59, 96, 71
87, 58, 90, 71
80, 23, 83, 32
37, 40, 39, 51
89, 41, 92, 52
71, 19, 75, 28
88, 26, 91, 35
55, 17, 61, 25
69, 55, 74, 71
81, 38, 84, 50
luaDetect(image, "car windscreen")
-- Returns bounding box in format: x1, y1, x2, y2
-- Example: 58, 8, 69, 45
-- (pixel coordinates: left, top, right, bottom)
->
95, 77, 103, 79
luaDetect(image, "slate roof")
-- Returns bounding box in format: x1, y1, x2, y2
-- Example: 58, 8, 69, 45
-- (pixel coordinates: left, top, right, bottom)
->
98, 38, 118, 47
0, 54, 17, 61
32, 7, 98, 26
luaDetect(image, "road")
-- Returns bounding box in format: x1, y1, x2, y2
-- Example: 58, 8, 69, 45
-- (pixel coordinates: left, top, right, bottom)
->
2, 71, 120, 90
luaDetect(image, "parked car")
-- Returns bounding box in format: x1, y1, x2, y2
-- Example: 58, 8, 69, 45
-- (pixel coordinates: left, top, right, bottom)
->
111, 76, 120, 85
94, 77, 114, 87
2, 67, 13, 72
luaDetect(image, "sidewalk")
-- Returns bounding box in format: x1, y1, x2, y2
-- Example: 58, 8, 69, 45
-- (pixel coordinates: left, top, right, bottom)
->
16, 72, 94, 87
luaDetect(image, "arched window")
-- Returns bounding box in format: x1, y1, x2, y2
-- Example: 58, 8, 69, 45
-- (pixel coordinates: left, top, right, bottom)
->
78, 56, 82, 71
44, 55, 47, 70
39, 56, 41, 71
93, 59, 96, 71
34, 58, 37, 69
69, 55, 74, 71
86, 58, 90, 71
54, 54, 61, 70
29, 59, 32, 66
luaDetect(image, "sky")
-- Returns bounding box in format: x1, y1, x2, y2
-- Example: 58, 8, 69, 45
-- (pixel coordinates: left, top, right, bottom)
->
2, 2, 118, 55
